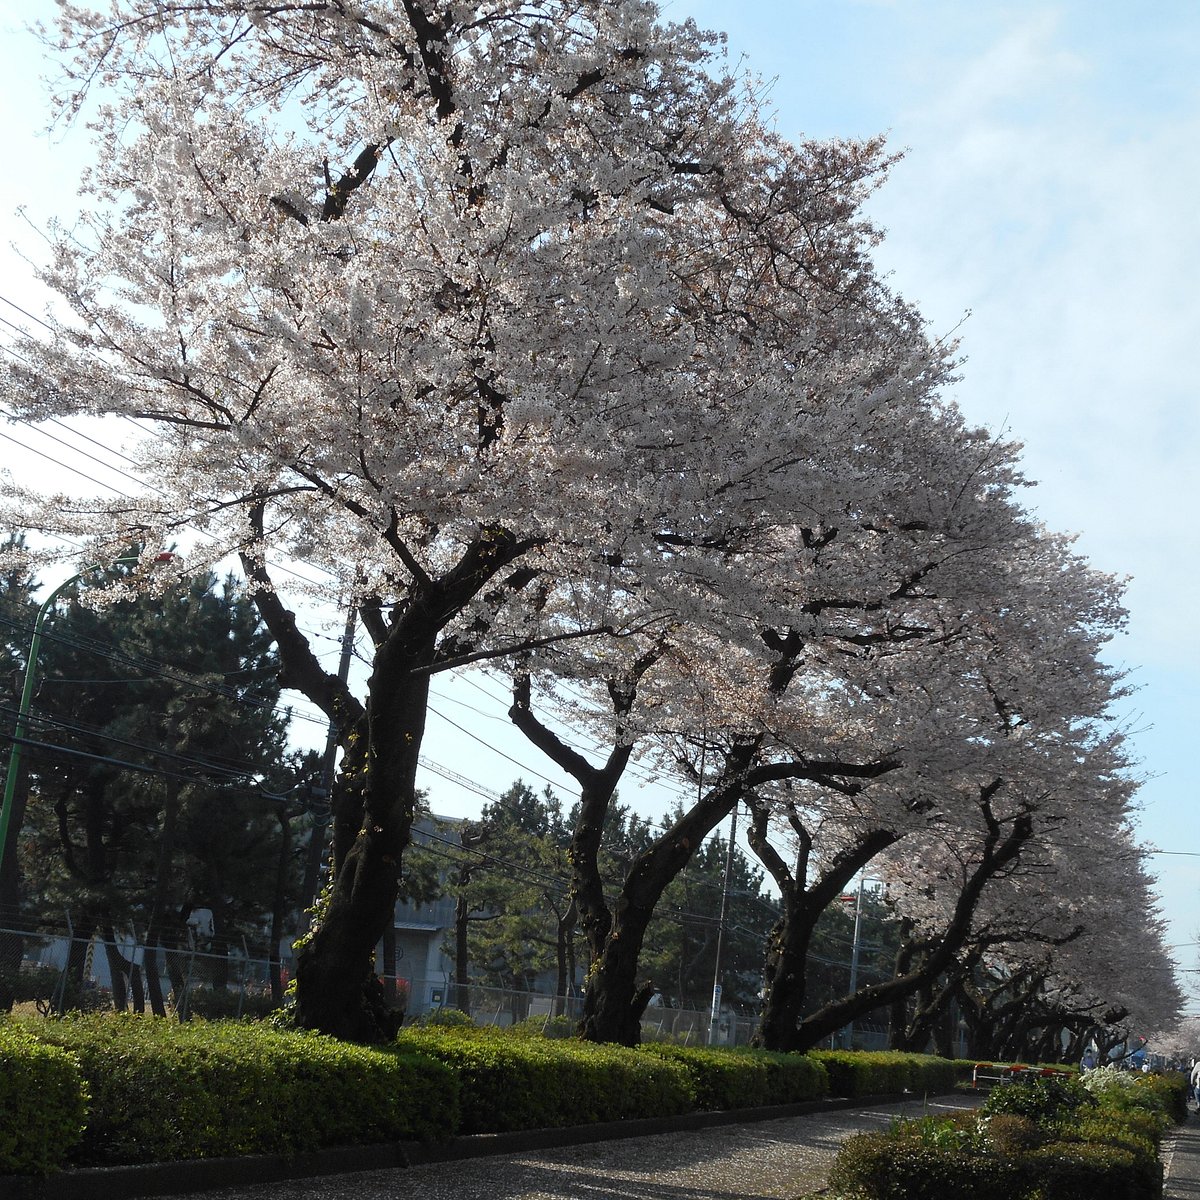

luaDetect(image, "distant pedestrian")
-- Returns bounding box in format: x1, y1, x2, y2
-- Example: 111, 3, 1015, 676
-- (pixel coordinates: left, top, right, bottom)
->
1081, 1050, 1096, 1072
1190, 1059, 1200, 1109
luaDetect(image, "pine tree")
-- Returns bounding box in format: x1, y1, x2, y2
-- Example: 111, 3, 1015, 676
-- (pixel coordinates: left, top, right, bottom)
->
11, 559, 297, 1012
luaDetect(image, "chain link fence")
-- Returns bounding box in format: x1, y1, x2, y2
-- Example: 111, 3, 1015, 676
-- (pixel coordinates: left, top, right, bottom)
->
1, 921, 896, 1051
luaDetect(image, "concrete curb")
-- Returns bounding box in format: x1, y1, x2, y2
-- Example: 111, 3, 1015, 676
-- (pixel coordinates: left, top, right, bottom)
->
5, 1091, 944, 1200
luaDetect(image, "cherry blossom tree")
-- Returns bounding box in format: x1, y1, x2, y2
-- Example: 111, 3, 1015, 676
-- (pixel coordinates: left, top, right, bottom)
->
1, 0, 939, 1039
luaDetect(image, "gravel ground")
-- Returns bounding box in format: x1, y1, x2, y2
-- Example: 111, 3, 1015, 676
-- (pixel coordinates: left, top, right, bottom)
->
176, 1096, 978, 1200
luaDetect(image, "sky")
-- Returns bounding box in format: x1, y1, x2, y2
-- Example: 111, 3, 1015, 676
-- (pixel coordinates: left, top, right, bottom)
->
1, 2, 1198, 1014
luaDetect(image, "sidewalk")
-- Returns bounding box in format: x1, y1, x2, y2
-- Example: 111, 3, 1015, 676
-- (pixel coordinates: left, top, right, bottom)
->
10, 1094, 976, 1200
1164, 1112, 1200, 1199
15, 1093, 1199, 1200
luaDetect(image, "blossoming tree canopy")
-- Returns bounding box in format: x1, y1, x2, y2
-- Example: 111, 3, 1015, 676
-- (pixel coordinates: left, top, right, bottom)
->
0, 1, 1141, 1041
0, 1, 949, 1034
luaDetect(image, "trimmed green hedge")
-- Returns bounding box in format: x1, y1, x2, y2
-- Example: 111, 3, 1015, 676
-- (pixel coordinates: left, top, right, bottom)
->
811, 1050, 957, 1097
642, 1045, 828, 1110
0, 1022, 88, 1175
396, 1026, 695, 1134
27, 1014, 457, 1166
824, 1062, 1176, 1200
828, 1128, 1024, 1200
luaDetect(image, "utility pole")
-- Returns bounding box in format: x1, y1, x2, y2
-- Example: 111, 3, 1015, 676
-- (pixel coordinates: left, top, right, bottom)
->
841, 875, 867, 1048
707, 803, 738, 1045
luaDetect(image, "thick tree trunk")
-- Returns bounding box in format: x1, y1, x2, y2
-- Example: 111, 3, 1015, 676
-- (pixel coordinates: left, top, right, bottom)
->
250, 527, 535, 1042
752, 901, 817, 1052
579, 906, 658, 1045
748, 801, 898, 1053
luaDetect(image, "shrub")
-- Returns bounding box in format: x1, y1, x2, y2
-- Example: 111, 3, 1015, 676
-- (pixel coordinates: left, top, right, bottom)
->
0, 1022, 88, 1175
1080, 1065, 1178, 1134
26, 1014, 457, 1165
826, 1127, 1023, 1200
811, 1050, 956, 1098
981, 1072, 1096, 1131
509, 1014, 579, 1040
640, 1045, 768, 1111
1027, 1140, 1162, 1200
730, 1047, 829, 1104
396, 1025, 694, 1133
415, 1006, 478, 1029
980, 1112, 1045, 1155
172, 986, 279, 1021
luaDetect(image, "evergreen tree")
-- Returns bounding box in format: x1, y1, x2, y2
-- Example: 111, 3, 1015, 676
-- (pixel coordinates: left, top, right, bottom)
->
10, 558, 297, 1012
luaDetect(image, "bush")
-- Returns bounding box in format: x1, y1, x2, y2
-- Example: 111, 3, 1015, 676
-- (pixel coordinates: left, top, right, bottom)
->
981, 1072, 1096, 1130
509, 1014, 579, 1039
396, 1025, 694, 1133
25, 1014, 457, 1165
980, 1112, 1045, 1155
0, 1022, 88, 1175
414, 1006, 478, 1029
811, 1050, 956, 1098
1080, 1065, 1179, 1133
1027, 1140, 1162, 1200
827, 1126, 1022, 1200
640, 1045, 768, 1111
172, 986, 279, 1021
730, 1047, 829, 1104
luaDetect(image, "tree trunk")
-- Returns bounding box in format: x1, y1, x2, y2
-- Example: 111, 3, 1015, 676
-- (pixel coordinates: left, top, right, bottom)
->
269, 808, 291, 1006
454, 893, 472, 1015
247, 527, 533, 1042
101, 925, 130, 1012
143, 776, 182, 1018
747, 800, 898, 1053
752, 900, 817, 1052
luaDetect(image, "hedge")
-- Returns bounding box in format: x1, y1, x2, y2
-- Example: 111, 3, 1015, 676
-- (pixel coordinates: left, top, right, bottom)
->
823, 1063, 1177, 1200
642, 1045, 828, 1110
0, 1022, 88, 1175
396, 1026, 695, 1134
810, 1050, 957, 1097
26, 1014, 457, 1166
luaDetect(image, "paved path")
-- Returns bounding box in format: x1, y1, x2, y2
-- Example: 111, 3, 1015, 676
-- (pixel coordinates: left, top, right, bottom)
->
1165, 1113, 1200, 1200
174, 1096, 973, 1200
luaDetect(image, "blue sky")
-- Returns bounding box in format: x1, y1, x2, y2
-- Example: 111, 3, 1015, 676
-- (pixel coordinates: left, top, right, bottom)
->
2, 2, 1198, 1013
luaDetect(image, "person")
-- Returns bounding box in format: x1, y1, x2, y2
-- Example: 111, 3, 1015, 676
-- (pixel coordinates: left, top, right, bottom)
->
1081, 1049, 1097, 1072
1190, 1059, 1200, 1111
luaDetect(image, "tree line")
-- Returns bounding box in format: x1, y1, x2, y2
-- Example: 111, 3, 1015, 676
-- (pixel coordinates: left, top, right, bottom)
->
0, 0, 1180, 1054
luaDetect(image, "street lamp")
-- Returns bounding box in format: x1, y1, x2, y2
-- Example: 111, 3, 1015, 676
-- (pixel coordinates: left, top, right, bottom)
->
0, 553, 173, 891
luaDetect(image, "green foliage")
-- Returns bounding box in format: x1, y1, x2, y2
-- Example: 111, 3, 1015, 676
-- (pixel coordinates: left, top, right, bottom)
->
729, 1047, 830, 1104
509, 1013, 579, 1039
452, 782, 576, 998
415, 1006, 478, 1029
979, 1113, 1045, 1155
828, 1127, 1023, 1200
1025, 1141, 1161, 1200
640, 1044, 769, 1111
1079, 1064, 1179, 1132
174, 986, 278, 1021
24, 1014, 457, 1165
396, 1025, 694, 1134
0, 1022, 88, 1175
811, 1050, 957, 1097
981, 1073, 1096, 1130
11, 560, 303, 986
824, 1058, 1170, 1200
